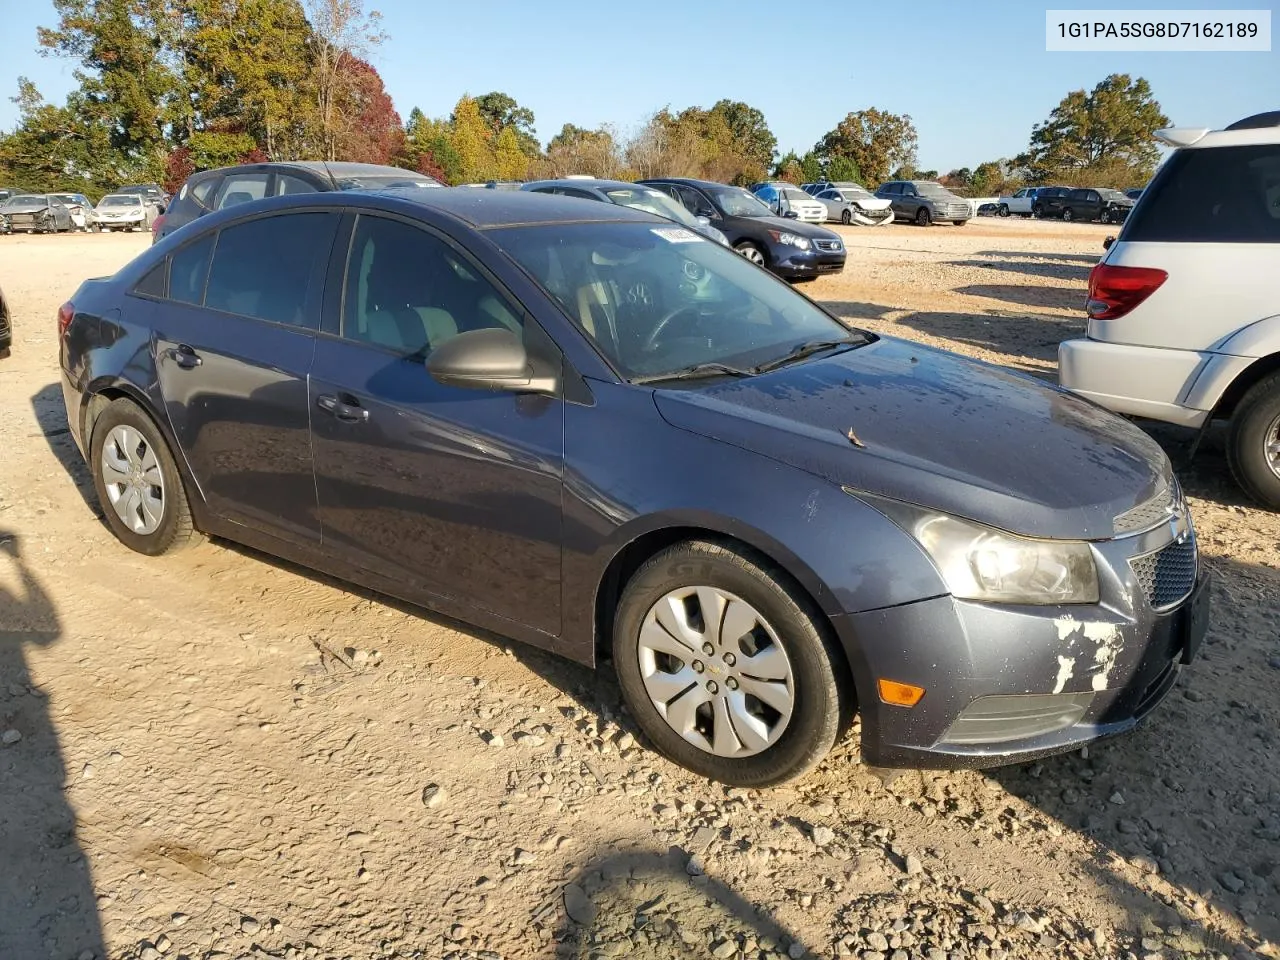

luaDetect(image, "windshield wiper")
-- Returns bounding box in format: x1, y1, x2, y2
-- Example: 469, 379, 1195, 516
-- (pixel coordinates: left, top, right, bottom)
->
632, 362, 754, 385
752, 335, 869, 374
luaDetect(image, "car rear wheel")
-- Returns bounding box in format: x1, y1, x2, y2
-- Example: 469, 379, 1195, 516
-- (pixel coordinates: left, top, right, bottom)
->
1062, 207, 1075, 222
612, 540, 848, 786
734, 241, 766, 266
998, 204, 1009, 217
91, 398, 201, 555
1032, 204, 1043, 218
914, 207, 931, 227
840, 209, 852, 225
1227, 372, 1280, 510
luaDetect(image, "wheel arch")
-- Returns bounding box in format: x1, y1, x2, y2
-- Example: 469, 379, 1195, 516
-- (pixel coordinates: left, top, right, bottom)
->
591, 520, 856, 705
1211, 351, 1280, 421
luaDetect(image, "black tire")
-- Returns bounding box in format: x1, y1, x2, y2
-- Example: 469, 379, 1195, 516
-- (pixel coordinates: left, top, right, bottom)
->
1062, 207, 1075, 222
1227, 372, 1280, 510
998, 204, 1009, 217
952, 220, 967, 226
734, 241, 767, 267
914, 206, 931, 227
1032, 204, 1043, 218
90, 397, 201, 555
611, 539, 849, 786
840, 209, 851, 225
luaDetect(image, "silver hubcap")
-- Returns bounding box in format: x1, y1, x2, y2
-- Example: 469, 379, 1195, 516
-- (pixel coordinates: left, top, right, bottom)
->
1266, 413, 1280, 480
738, 246, 765, 265
637, 587, 795, 758
101, 425, 165, 535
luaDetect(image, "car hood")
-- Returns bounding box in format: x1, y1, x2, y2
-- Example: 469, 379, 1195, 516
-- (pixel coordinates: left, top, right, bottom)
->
98, 206, 143, 214
851, 197, 892, 211
745, 215, 841, 239
2, 200, 51, 213
652, 337, 1169, 540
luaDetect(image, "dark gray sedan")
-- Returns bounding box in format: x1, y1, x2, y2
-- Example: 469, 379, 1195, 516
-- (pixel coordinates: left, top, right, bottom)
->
0, 194, 74, 233
57, 189, 1207, 785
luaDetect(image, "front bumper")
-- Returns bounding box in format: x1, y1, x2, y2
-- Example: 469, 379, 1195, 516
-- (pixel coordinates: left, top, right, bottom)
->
831, 519, 1207, 769
771, 248, 845, 279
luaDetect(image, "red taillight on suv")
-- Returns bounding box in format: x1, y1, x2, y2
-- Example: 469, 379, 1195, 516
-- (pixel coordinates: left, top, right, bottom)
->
1086, 264, 1168, 320
57, 301, 75, 339
152, 213, 165, 235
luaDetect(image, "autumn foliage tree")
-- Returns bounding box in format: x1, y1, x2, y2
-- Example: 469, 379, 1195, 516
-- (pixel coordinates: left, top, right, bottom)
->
814, 108, 918, 187
330, 56, 403, 164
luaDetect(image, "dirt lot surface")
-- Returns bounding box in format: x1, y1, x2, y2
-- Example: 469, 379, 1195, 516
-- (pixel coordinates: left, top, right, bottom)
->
1, 220, 1277, 960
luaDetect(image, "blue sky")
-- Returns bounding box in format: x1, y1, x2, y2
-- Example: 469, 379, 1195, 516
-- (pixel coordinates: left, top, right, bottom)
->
1, 0, 1274, 171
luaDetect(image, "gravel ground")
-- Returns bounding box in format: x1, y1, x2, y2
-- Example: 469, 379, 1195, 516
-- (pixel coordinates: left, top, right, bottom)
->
0, 220, 1277, 960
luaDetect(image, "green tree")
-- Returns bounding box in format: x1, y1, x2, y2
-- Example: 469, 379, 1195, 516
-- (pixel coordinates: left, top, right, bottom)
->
1018, 74, 1168, 183
707, 99, 776, 173
492, 125, 529, 180
474, 92, 539, 157
816, 108, 918, 187
537, 123, 622, 178
824, 154, 863, 184
798, 150, 823, 184
303, 0, 386, 160
0, 79, 120, 194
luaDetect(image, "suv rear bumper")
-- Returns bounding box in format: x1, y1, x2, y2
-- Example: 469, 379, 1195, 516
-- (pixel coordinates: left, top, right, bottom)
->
1058, 338, 1211, 427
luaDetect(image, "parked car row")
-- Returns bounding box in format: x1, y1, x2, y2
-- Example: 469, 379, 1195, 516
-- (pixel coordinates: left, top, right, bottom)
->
0, 184, 168, 235
997, 185, 1136, 223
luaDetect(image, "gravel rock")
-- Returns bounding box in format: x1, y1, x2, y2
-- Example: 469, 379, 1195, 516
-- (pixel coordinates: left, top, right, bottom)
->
1218, 871, 1245, 893
812, 825, 836, 846
512, 848, 537, 865
139, 947, 160, 960
563, 883, 597, 925
1108, 791, 1125, 805
866, 931, 890, 951
1, 729, 21, 745
686, 853, 705, 876
483, 731, 505, 748
711, 938, 737, 958
421, 783, 448, 809
788, 942, 806, 959
240, 916, 261, 936
170, 913, 190, 927
155, 934, 171, 953
904, 854, 924, 876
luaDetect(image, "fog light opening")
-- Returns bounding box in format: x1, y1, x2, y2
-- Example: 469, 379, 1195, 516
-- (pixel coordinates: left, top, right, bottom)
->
878, 678, 925, 707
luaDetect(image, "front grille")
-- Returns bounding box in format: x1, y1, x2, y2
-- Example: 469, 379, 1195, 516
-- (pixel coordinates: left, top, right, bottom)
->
1130, 537, 1197, 609
858, 208, 893, 220
9, 213, 38, 226
942, 204, 970, 218
813, 239, 842, 252
1114, 485, 1176, 535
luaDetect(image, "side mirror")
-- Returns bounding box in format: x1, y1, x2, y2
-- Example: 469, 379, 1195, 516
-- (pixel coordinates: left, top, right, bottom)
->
696, 207, 717, 220
696, 215, 711, 227
1103, 235, 1116, 250
426, 328, 557, 395
783, 210, 799, 219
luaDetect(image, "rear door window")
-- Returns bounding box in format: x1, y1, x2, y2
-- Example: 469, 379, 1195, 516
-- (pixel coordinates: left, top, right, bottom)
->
1124, 145, 1280, 243
274, 175, 316, 197
215, 174, 269, 209
204, 213, 335, 327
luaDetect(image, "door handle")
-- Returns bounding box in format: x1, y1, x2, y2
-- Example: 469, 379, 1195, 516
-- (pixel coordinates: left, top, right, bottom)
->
316, 394, 369, 423
167, 344, 202, 369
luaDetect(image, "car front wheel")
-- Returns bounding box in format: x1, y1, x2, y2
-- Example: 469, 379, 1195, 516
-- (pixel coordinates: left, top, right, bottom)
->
1062, 207, 1075, 222
998, 204, 1009, 217
914, 207, 931, 226
841, 209, 852, 225
90, 398, 201, 555
734, 241, 766, 266
612, 540, 849, 786
1227, 372, 1280, 510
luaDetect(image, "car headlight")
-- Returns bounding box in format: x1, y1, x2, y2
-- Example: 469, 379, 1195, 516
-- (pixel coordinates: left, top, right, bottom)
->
850, 491, 1099, 604
767, 230, 810, 250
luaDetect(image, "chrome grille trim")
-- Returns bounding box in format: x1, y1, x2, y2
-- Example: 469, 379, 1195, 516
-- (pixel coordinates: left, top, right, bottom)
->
1114, 484, 1177, 536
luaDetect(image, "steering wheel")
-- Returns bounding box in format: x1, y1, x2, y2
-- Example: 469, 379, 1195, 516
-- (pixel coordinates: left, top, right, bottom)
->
642, 304, 703, 353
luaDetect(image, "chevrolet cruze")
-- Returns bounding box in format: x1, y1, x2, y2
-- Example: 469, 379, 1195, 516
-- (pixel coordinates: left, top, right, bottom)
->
58, 189, 1208, 785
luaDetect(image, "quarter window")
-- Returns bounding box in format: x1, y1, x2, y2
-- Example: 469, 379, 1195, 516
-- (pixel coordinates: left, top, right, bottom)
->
204, 213, 333, 327
169, 234, 215, 305
216, 174, 269, 209
341, 215, 522, 358
133, 262, 167, 298
274, 175, 315, 197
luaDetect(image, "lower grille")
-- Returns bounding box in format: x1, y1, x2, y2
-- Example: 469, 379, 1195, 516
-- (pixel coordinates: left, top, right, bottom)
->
9, 213, 39, 227
1131, 537, 1197, 609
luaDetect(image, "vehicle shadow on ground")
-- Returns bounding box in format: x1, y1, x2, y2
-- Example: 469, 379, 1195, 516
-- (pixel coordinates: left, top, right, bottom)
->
542, 848, 807, 959
953, 283, 1085, 312
987, 553, 1280, 954
0, 530, 106, 959
953, 257, 1094, 282
30, 382, 100, 516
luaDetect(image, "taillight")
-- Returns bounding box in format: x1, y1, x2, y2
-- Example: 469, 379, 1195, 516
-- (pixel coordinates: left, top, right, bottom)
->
1086, 264, 1167, 320
57, 301, 75, 339
152, 213, 165, 234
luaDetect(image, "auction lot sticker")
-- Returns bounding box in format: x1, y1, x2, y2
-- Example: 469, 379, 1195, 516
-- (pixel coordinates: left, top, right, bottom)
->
1046, 9, 1271, 50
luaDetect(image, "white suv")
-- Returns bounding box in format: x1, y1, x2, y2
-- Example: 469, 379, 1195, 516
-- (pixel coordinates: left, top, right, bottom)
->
1058, 111, 1280, 508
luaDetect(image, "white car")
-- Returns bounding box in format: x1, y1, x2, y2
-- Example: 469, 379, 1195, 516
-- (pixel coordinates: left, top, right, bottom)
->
997, 187, 1045, 217
812, 182, 894, 226
750, 182, 827, 223
1058, 110, 1280, 508
94, 193, 154, 232
48, 193, 97, 231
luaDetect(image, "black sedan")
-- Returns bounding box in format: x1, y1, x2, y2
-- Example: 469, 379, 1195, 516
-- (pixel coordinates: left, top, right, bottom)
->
58, 189, 1205, 785
1, 194, 74, 233
638, 177, 845, 281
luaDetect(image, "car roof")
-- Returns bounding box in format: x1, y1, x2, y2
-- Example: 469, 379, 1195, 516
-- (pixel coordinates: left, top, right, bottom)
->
640, 177, 742, 192
192, 161, 432, 180
524, 178, 663, 193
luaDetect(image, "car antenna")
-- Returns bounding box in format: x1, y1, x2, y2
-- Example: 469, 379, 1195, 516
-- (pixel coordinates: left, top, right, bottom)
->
322, 160, 338, 190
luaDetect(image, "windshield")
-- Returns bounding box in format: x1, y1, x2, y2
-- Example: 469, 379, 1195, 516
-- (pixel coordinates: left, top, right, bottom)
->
832, 184, 872, 198
119, 186, 157, 195
337, 175, 441, 190
3, 195, 45, 206
494, 221, 860, 380
603, 188, 701, 228
50, 194, 82, 205
779, 187, 810, 204
711, 187, 775, 218
99, 195, 141, 207
915, 183, 952, 197
1098, 189, 1128, 201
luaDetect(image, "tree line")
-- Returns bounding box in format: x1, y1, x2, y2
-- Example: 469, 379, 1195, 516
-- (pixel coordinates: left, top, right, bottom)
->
0, 0, 1169, 200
